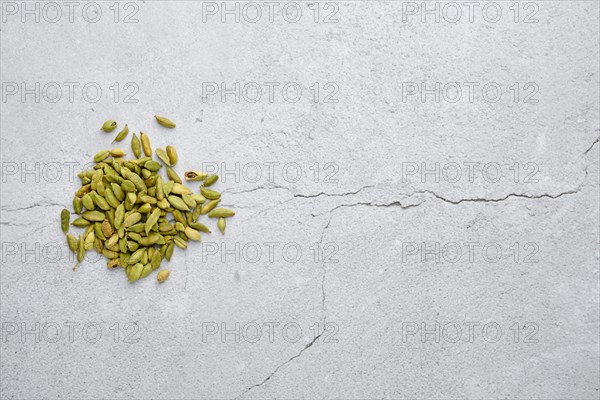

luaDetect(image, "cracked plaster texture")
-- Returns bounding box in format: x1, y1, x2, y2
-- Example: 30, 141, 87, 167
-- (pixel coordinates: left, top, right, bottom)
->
0, 1, 599, 399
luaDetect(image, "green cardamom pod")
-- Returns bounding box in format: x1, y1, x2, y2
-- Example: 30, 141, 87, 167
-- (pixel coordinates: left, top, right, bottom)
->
157, 269, 171, 283
154, 115, 176, 128
184, 170, 207, 181
200, 199, 220, 215
144, 160, 162, 172
166, 166, 182, 184
102, 120, 117, 132
123, 212, 142, 228
166, 145, 178, 165
168, 195, 190, 212
66, 234, 78, 253
207, 208, 235, 218
72, 217, 91, 228
93, 150, 110, 162
73, 196, 83, 214
184, 226, 201, 241
155, 148, 171, 166
203, 175, 219, 187
113, 124, 129, 142
165, 243, 175, 261
82, 210, 106, 222
110, 148, 126, 158
140, 132, 152, 156
61, 209, 70, 233
145, 208, 161, 235
173, 236, 187, 249
131, 133, 141, 158
218, 217, 226, 234
200, 186, 221, 200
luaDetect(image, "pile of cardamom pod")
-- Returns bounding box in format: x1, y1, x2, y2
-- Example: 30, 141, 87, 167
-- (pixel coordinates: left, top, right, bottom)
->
60, 115, 234, 284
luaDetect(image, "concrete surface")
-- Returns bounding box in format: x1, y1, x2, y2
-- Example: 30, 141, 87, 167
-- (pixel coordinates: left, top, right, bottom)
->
0, 1, 599, 399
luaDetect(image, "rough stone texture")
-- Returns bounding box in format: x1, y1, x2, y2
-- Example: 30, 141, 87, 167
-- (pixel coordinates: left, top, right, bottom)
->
0, 1, 598, 399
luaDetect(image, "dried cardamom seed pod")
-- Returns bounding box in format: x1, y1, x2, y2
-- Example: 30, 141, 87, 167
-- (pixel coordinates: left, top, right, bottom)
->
140, 132, 152, 156
207, 208, 235, 218
61, 209, 70, 233
155, 115, 176, 128
166, 145, 178, 165
157, 269, 171, 283
102, 120, 117, 132
203, 174, 219, 187
184, 170, 207, 181
110, 148, 126, 158
166, 166, 182, 184
200, 199, 220, 215
200, 186, 221, 200
113, 124, 129, 142
131, 133, 141, 158
218, 217, 226, 234
155, 148, 171, 166
66, 234, 78, 253
73, 196, 83, 214
93, 150, 110, 162
184, 226, 201, 241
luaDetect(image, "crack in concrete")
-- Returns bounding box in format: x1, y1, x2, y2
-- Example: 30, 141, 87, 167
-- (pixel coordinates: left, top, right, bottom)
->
236, 333, 323, 399
584, 136, 600, 156
1, 201, 64, 212
292, 185, 375, 199
423, 188, 581, 205
319, 215, 333, 320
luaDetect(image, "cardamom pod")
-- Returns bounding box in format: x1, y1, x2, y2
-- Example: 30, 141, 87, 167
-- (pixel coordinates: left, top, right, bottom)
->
203, 175, 219, 187
66, 234, 78, 253
110, 148, 126, 158
173, 236, 187, 249
166, 145, 178, 165
102, 120, 117, 132
157, 269, 171, 283
200, 199, 220, 215
128, 263, 144, 282
140, 132, 152, 156
61, 209, 70, 233
200, 186, 221, 200
166, 166, 182, 184
131, 133, 141, 158
190, 222, 211, 233
94, 222, 106, 241
113, 124, 129, 142
73, 196, 83, 214
93, 150, 110, 162
155, 115, 176, 128
207, 208, 235, 218
121, 180, 136, 192
155, 148, 171, 166
72, 217, 91, 228
181, 193, 196, 208
163, 180, 174, 196
168, 195, 190, 211
84, 230, 95, 250
101, 219, 113, 238
165, 243, 175, 261
111, 183, 125, 201
82, 210, 106, 222
145, 208, 161, 235
184, 170, 207, 181
123, 212, 142, 227
218, 217, 226, 234
184, 226, 201, 241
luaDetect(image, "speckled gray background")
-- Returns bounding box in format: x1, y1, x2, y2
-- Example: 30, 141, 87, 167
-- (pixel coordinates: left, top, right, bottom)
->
1, 1, 599, 399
